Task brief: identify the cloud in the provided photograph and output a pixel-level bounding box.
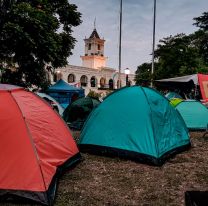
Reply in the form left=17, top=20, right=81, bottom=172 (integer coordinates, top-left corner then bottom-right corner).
left=69, top=0, right=207, bottom=73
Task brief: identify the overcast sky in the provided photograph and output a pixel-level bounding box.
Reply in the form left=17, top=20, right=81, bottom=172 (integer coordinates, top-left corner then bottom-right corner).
left=69, top=0, right=207, bottom=73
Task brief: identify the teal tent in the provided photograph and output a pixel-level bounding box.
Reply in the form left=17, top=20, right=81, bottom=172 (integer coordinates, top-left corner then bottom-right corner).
left=79, top=86, right=190, bottom=166
left=63, top=97, right=101, bottom=130
left=47, top=79, right=85, bottom=108
left=165, top=92, right=183, bottom=100
left=175, top=100, right=208, bottom=130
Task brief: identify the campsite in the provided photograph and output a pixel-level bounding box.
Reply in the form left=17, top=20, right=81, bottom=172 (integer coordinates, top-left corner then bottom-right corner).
left=1, top=1, right=208, bottom=205
left=3, top=131, right=208, bottom=206
left=1, top=84, right=208, bottom=206
left=51, top=132, right=208, bottom=206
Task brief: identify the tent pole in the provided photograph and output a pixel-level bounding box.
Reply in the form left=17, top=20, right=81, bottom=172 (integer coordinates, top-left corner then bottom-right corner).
left=151, top=0, right=156, bottom=88
left=118, top=0, right=122, bottom=89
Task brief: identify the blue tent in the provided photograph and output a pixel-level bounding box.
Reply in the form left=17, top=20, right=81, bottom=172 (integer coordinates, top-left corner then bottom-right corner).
left=47, top=79, right=85, bottom=108
left=165, top=92, right=183, bottom=100
left=175, top=100, right=208, bottom=130
left=79, top=86, right=190, bottom=166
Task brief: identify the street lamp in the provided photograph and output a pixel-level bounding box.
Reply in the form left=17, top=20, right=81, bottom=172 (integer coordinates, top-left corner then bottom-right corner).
left=124, top=68, right=130, bottom=86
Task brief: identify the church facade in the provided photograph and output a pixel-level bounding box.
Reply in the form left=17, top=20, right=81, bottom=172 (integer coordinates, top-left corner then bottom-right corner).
left=52, top=28, right=135, bottom=94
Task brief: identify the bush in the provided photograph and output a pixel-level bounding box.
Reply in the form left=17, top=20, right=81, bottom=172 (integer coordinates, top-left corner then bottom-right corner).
left=87, top=90, right=102, bottom=100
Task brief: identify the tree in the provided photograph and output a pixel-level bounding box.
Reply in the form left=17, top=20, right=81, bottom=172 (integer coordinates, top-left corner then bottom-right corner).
left=0, top=0, right=81, bottom=89
left=135, top=11, right=208, bottom=85
left=135, top=63, right=152, bottom=86
left=135, top=32, right=208, bottom=83
left=154, top=33, right=206, bottom=78
left=135, top=34, right=205, bottom=84
left=193, top=12, right=208, bottom=30
left=87, top=90, right=102, bottom=100
left=193, top=12, right=208, bottom=64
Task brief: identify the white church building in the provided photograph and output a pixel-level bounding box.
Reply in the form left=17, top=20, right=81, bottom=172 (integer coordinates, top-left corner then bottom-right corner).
left=52, top=28, right=135, bottom=94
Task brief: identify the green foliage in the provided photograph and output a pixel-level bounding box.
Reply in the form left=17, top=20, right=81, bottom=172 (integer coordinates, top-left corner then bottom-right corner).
left=87, top=90, right=102, bottom=100
left=193, top=12, right=208, bottom=65
left=193, top=12, right=208, bottom=30
left=135, top=11, right=208, bottom=84
left=155, top=33, right=205, bottom=76
left=0, top=0, right=82, bottom=88
left=135, top=63, right=152, bottom=86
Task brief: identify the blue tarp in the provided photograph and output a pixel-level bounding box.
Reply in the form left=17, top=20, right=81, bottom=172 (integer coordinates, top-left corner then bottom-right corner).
left=47, top=79, right=85, bottom=108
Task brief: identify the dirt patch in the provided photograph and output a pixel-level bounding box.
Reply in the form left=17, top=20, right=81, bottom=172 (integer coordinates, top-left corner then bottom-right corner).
left=3, top=131, right=208, bottom=206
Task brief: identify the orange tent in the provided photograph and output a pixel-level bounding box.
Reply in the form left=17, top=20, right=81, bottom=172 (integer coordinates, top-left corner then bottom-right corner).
left=0, top=84, right=81, bottom=205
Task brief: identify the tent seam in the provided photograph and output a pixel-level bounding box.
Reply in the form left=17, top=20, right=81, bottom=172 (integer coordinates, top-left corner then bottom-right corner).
left=140, top=87, right=160, bottom=158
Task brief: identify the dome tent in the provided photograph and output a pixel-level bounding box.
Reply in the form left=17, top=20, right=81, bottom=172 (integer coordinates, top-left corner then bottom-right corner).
left=169, top=98, right=183, bottom=107
left=0, top=84, right=81, bottom=205
left=47, top=79, right=85, bottom=108
left=36, top=92, right=64, bottom=116
left=175, top=100, right=208, bottom=130
left=165, top=92, right=183, bottom=100
left=79, top=86, right=190, bottom=166
left=63, top=96, right=101, bottom=130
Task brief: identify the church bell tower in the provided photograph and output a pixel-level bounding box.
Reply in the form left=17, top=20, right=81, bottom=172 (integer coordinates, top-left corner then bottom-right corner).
left=81, top=27, right=107, bottom=69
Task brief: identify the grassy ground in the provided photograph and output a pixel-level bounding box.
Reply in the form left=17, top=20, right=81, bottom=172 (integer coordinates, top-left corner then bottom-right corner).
left=3, top=131, right=208, bottom=206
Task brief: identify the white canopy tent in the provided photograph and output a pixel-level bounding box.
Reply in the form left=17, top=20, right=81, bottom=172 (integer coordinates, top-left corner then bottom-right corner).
left=156, top=74, right=199, bottom=85
left=156, top=74, right=208, bottom=103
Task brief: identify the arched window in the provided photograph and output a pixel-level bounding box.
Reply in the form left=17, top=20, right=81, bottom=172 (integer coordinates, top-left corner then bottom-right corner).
left=109, top=79, right=114, bottom=90
left=100, top=77, right=106, bottom=88
left=54, top=71, right=62, bottom=82
left=53, top=73, right=57, bottom=82
left=90, top=76, right=97, bottom=87
left=57, top=72, right=62, bottom=81
left=80, top=75, right=88, bottom=87
left=117, top=80, right=122, bottom=88
left=68, top=74, right=75, bottom=83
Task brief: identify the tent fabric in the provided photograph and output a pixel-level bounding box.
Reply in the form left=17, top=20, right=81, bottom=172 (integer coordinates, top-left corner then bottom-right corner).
left=0, top=84, right=81, bottom=205
left=79, top=86, right=190, bottom=166
left=47, top=79, right=85, bottom=108
left=36, top=92, right=64, bottom=116
left=63, top=97, right=100, bottom=130
left=165, top=92, right=183, bottom=100
left=156, top=74, right=198, bottom=84
left=175, top=100, right=208, bottom=130
left=198, top=74, right=208, bottom=102
left=169, top=98, right=183, bottom=107
left=47, top=79, right=82, bottom=92
left=156, top=74, right=208, bottom=103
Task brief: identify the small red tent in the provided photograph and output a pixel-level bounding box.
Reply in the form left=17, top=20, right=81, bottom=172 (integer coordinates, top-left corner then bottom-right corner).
left=0, top=84, right=81, bottom=205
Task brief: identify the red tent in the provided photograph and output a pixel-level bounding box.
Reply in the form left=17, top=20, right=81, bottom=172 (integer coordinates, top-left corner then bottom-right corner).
left=0, top=84, right=81, bottom=205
